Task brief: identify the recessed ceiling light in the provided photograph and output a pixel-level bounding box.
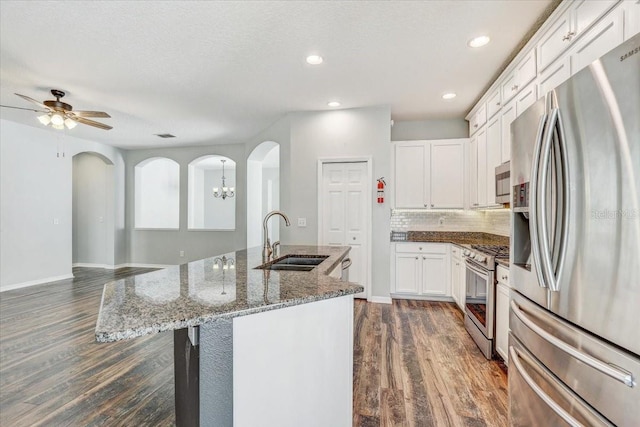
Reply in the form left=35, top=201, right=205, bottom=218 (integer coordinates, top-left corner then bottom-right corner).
left=327, top=101, right=341, bottom=107
left=468, top=35, right=490, bottom=48
left=442, top=93, right=457, bottom=100
left=306, top=55, right=323, bottom=65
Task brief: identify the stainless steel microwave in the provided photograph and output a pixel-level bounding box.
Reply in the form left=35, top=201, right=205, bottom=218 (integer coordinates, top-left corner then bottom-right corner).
left=495, top=161, right=510, bottom=204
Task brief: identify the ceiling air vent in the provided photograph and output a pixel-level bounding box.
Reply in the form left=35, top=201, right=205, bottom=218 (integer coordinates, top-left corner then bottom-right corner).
left=155, top=133, right=176, bottom=138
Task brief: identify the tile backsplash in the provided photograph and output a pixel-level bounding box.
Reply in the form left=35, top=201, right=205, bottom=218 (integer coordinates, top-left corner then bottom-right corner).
left=391, top=209, right=510, bottom=237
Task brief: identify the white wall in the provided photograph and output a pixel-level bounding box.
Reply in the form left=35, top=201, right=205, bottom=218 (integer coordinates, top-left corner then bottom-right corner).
left=72, top=152, right=115, bottom=266
left=134, top=158, right=180, bottom=229
left=0, top=120, right=125, bottom=290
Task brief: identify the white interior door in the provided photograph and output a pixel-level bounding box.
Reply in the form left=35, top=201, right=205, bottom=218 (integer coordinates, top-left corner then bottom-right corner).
left=320, top=161, right=369, bottom=299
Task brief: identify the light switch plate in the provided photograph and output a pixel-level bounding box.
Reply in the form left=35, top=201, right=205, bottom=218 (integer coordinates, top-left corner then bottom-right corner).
left=298, top=218, right=307, bottom=227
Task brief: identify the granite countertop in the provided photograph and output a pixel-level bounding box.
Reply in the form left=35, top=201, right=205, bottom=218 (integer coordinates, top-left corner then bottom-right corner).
left=95, top=245, right=362, bottom=343
left=496, top=258, right=510, bottom=268
left=405, top=231, right=510, bottom=246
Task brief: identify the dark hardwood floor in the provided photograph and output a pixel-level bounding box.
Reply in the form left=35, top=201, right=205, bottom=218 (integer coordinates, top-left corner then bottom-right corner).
left=1, top=269, right=507, bottom=426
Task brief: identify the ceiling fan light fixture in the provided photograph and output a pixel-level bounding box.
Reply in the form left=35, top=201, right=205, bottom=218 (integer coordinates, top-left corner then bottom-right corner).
left=64, top=118, right=78, bottom=129
left=37, top=114, right=51, bottom=125
left=50, top=113, right=65, bottom=126
left=51, top=123, right=65, bottom=130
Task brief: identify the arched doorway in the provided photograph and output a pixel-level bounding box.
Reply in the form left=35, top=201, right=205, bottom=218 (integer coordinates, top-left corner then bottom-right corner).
left=247, top=142, right=280, bottom=248
left=72, top=152, right=116, bottom=268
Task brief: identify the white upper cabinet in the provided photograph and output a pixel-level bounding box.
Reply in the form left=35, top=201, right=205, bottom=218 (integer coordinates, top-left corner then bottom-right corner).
left=538, top=0, right=619, bottom=72
left=486, top=88, right=502, bottom=120
left=502, top=50, right=537, bottom=103
left=486, top=116, right=502, bottom=207
left=538, top=12, right=574, bottom=72
left=515, top=81, right=538, bottom=116
left=393, top=139, right=465, bottom=209
left=500, top=99, right=516, bottom=164
left=469, top=103, right=487, bottom=136
left=538, top=56, right=571, bottom=98
left=394, top=142, right=427, bottom=208
left=476, top=129, right=488, bottom=208
left=469, top=136, right=479, bottom=208
left=431, top=141, right=465, bottom=209
left=570, top=5, right=624, bottom=74
left=573, top=0, right=620, bottom=36
left=624, top=0, right=640, bottom=39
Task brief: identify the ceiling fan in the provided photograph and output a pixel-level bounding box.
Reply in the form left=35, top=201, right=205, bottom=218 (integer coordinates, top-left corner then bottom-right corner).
left=1, top=89, right=112, bottom=130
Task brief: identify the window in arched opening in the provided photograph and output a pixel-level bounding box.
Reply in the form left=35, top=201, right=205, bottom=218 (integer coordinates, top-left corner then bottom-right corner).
left=188, top=155, right=236, bottom=230
left=134, top=157, right=180, bottom=229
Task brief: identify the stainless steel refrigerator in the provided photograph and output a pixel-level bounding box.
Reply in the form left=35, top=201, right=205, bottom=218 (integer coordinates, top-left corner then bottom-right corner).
left=509, top=33, right=640, bottom=426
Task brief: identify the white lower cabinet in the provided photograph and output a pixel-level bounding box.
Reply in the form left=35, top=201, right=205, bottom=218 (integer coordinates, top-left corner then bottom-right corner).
left=392, top=243, right=450, bottom=298
left=495, top=265, right=510, bottom=364
left=450, top=245, right=465, bottom=311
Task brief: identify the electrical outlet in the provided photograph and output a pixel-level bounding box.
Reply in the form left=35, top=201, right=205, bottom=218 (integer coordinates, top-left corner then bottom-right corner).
left=99, top=216, right=104, bottom=223
left=179, top=250, right=185, bottom=257
left=298, top=218, right=307, bottom=227
left=53, top=218, right=59, bottom=225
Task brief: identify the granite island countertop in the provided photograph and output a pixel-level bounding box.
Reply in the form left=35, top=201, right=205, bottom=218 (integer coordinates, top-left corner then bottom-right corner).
left=95, top=245, right=362, bottom=343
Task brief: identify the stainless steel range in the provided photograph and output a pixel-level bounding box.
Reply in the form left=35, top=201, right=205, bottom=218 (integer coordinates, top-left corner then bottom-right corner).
left=463, top=244, right=509, bottom=359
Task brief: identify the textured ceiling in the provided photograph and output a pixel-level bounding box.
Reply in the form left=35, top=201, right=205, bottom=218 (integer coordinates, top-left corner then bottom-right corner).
left=0, top=1, right=553, bottom=149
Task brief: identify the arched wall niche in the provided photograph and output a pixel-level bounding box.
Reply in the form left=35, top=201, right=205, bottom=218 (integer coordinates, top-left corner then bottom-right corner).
left=188, top=154, right=236, bottom=230
left=134, top=157, right=180, bottom=229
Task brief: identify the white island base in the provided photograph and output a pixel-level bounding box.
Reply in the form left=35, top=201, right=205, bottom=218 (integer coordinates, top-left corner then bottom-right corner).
left=175, top=295, right=355, bottom=427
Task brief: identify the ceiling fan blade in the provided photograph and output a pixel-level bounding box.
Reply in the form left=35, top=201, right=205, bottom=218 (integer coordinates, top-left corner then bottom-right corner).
left=73, top=116, right=113, bottom=130
left=15, top=93, right=50, bottom=110
left=0, top=104, right=47, bottom=113
left=70, top=110, right=111, bottom=118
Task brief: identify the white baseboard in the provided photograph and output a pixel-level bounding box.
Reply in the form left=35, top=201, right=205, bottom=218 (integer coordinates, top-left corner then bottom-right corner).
left=72, top=263, right=174, bottom=270
left=367, top=296, right=392, bottom=304
left=0, top=273, right=75, bottom=293
left=116, top=263, right=175, bottom=269
left=72, top=263, right=115, bottom=269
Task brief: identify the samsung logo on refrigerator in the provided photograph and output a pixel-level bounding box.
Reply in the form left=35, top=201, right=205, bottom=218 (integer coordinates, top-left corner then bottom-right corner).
left=620, top=46, right=639, bottom=62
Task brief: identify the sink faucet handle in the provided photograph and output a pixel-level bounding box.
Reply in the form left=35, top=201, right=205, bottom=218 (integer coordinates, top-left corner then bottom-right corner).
left=272, top=241, right=281, bottom=258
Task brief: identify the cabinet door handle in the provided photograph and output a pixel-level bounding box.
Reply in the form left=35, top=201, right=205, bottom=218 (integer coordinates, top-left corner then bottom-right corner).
left=496, top=102, right=501, bottom=106
left=431, top=204, right=434, bottom=207
left=415, top=256, right=419, bottom=260
left=474, top=124, right=478, bottom=128
left=511, top=84, right=519, bottom=92
left=419, top=247, right=423, bottom=250
left=424, top=203, right=427, bottom=207
left=423, top=257, right=426, bottom=260
left=562, top=31, right=575, bottom=41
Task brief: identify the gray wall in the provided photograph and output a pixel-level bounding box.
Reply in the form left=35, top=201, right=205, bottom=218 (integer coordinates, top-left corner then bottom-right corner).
left=391, top=118, right=468, bottom=141
left=72, top=152, right=115, bottom=266
left=124, top=144, right=246, bottom=265
left=248, top=106, right=392, bottom=299
left=0, top=119, right=126, bottom=290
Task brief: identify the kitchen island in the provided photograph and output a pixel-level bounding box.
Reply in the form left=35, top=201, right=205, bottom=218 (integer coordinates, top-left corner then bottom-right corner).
left=95, top=245, right=362, bottom=427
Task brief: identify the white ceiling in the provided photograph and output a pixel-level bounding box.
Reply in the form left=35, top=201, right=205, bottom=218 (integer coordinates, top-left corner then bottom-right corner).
left=0, top=0, right=553, bottom=149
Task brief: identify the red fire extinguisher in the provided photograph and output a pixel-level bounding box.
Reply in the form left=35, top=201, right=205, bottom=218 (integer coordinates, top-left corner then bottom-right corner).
left=377, top=177, right=386, bottom=204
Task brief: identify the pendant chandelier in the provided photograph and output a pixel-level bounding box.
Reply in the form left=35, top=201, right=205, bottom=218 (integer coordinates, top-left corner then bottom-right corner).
left=212, top=159, right=235, bottom=200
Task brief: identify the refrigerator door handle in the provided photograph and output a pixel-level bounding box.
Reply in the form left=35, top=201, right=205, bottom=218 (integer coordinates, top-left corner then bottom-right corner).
left=538, top=107, right=559, bottom=292
left=509, top=346, right=586, bottom=426
left=511, top=300, right=636, bottom=387
left=530, top=113, right=549, bottom=288
left=552, top=108, right=570, bottom=290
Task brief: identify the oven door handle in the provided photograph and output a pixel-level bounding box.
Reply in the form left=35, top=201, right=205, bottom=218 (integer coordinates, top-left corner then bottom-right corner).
left=465, top=259, right=490, bottom=279
left=511, top=301, right=636, bottom=387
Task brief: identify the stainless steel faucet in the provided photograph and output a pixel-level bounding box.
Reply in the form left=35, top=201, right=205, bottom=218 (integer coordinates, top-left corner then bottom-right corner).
left=262, top=210, right=290, bottom=262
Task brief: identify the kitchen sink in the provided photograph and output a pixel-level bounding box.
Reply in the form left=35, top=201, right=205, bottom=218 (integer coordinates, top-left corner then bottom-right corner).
left=273, top=256, right=328, bottom=266
left=256, top=254, right=329, bottom=271
left=266, top=264, right=315, bottom=272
